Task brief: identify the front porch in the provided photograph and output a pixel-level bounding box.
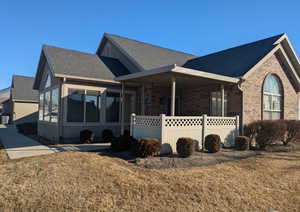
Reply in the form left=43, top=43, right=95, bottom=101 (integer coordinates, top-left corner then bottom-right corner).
left=117, top=65, right=243, bottom=153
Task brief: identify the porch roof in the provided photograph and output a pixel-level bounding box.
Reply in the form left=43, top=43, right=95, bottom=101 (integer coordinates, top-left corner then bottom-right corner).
left=115, top=64, right=240, bottom=85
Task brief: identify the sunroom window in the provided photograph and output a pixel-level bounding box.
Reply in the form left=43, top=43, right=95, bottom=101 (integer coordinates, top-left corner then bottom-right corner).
left=263, top=75, right=283, bottom=120
left=106, top=92, right=120, bottom=123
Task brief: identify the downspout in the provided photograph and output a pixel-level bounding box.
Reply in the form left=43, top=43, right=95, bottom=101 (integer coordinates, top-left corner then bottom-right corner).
left=237, top=77, right=246, bottom=135
left=59, top=77, right=66, bottom=143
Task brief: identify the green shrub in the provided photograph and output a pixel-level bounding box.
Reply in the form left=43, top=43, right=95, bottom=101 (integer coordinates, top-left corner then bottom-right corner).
left=102, top=129, right=114, bottom=142
left=80, top=130, right=95, bottom=144
left=16, top=122, right=37, bottom=135
left=176, top=137, right=195, bottom=157
left=235, top=136, right=250, bottom=151
left=111, top=135, right=135, bottom=152
left=131, top=138, right=161, bottom=157
left=205, top=134, right=221, bottom=153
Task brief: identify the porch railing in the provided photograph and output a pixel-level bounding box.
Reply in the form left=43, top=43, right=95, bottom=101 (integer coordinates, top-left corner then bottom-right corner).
left=130, top=114, right=239, bottom=154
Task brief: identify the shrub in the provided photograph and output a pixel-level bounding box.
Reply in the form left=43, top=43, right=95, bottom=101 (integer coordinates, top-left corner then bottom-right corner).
left=176, top=137, right=195, bottom=157
left=16, top=122, right=37, bottom=135
left=111, top=134, right=135, bottom=152
left=102, top=129, right=114, bottom=142
left=80, top=130, right=95, bottom=144
left=205, top=134, right=221, bottom=153
left=255, top=120, right=286, bottom=149
left=235, top=136, right=250, bottom=151
left=131, top=138, right=161, bottom=157
left=284, top=120, right=300, bottom=145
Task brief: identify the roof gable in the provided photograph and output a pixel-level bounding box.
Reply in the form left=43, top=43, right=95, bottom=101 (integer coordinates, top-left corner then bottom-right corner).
left=101, top=33, right=197, bottom=71
left=11, top=75, right=39, bottom=102
left=33, top=45, right=130, bottom=89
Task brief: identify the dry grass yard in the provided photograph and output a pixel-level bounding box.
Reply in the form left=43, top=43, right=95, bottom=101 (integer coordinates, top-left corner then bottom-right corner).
left=0, top=149, right=299, bottom=211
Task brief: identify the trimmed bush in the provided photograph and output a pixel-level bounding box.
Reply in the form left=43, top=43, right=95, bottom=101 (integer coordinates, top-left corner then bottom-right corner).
left=80, top=130, right=95, bottom=144
left=176, top=137, right=194, bottom=157
left=235, top=136, right=250, bottom=151
left=284, top=120, right=300, bottom=145
left=16, top=122, right=37, bottom=135
left=102, top=129, right=114, bottom=142
left=244, top=120, right=300, bottom=150
left=111, top=134, right=135, bottom=152
left=257, top=120, right=286, bottom=149
left=131, top=138, right=161, bottom=157
left=205, top=134, right=221, bottom=153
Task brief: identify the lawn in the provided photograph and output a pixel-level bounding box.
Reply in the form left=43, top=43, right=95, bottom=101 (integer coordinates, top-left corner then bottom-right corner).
left=0, top=150, right=299, bottom=211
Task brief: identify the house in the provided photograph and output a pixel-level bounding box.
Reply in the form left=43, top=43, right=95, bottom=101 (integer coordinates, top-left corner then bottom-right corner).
left=33, top=33, right=300, bottom=148
left=10, top=75, right=39, bottom=124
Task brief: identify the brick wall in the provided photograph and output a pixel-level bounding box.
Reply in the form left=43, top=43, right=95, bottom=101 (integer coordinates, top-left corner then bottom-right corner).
left=241, top=53, right=298, bottom=124
left=143, top=83, right=242, bottom=117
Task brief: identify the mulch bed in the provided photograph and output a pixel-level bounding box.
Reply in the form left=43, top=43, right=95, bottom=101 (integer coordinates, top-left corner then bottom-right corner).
left=136, top=149, right=263, bottom=169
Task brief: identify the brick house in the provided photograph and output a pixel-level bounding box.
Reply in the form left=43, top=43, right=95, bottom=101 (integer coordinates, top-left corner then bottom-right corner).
left=33, top=33, right=300, bottom=148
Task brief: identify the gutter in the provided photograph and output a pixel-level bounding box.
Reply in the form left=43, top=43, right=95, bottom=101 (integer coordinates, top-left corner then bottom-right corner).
left=237, top=77, right=246, bottom=135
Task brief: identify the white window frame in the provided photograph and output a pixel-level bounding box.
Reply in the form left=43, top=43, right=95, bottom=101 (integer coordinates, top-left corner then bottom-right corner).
left=210, top=91, right=228, bottom=116
left=263, top=75, right=283, bottom=120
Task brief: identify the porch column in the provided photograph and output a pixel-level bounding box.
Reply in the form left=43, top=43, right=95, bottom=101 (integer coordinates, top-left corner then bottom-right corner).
left=221, top=84, right=225, bottom=117
left=171, top=76, right=176, bottom=116
left=141, top=84, right=145, bottom=115
left=121, top=81, right=125, bottom=135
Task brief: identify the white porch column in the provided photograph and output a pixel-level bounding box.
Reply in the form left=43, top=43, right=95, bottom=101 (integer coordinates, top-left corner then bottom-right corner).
left=221, top=84, right=225, bottom=117
left=121, top=82, right=125, bottom=135
left=141, top=84, right=145, bottom=115
left=171, top=76, right=176, bottom=116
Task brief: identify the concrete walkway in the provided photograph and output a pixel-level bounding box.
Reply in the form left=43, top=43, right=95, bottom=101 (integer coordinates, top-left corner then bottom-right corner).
left=0, top=125, right=55, bottom=159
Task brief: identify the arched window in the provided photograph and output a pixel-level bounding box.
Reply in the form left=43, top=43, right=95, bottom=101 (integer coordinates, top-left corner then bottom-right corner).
left=263, top=74, right=283, bottom=120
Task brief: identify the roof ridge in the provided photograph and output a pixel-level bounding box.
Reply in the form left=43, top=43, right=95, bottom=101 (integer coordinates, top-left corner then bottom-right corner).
left=104, top=33, right=197, bottom=57
left=198, top=33, right=284, bottom=58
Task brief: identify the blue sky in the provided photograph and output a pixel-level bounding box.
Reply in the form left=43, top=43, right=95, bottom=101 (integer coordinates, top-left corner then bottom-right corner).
left=0, top=0, right=299, bottom=89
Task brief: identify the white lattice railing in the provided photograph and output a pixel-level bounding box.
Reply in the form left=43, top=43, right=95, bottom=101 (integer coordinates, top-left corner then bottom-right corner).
left=131, top=114, right=240, bottom=154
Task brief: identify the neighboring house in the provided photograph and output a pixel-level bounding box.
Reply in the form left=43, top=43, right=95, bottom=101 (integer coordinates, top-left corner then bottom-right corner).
left=33, top=33, right=300, bottom=145
left=10, top=75, right=39, bottom=124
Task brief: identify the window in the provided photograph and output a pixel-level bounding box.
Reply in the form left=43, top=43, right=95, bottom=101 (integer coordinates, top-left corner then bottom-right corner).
left=263, top=75, right=282, bottom=120
left=67, top=89, right=85, bottom=122
left=86, top=91, right=101, bottom=122
left=51, top=88, right=59, bottom=123
left=39, top=93, right=44, bottom=121
left=45, top=74, right=51, bottom=88
left=106, top=92, right=120, bottom=122
left=44, top=91, right=51, bottom=121
left=210, top=91, right=227, bottom=116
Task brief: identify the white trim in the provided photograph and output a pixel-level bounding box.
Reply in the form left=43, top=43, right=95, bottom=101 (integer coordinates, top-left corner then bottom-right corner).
left=243, top=45, right=281, bottom=78
left=115, top=64, right=176, bottom=81
left=55, top=74, right=121, bottom=84
left=172, top=66, right=240, bottom=83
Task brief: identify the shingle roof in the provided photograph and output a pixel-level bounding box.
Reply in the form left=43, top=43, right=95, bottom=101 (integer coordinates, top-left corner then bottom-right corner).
left=11, top=75, right=39, bottom=102
left=105, top=33, right=197, bottom=71
left=182, top=34, right=284, bottom=77
left=43, top=45, right=130, bottom=80
left=105, top=33, right=284, bottom=77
